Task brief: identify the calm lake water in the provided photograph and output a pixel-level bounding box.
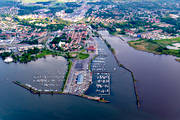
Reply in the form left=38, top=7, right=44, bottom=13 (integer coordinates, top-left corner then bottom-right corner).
left=0, top=39, right=154, bottom=120
left=98, top=30, right=180, bottom=120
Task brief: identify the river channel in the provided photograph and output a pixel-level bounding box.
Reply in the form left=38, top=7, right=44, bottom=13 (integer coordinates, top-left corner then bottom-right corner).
left=98, top=30, right=180, bottom=120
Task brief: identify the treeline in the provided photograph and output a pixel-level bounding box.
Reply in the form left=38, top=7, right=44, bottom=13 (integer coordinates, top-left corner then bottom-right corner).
left=114, top=20, right=152, bottom=29
left=46, top=24, right=65, bottom=32
left=0, top=47, right=40, bottom=63
left=18, top=6, right=44, bottom=15
left=65, top=9, right=74, bottom=13
left=87, top=1, right=113, bottom=5
left=91, top=23, right=116, bottom=34
left=160, top=17, right=180, bottom=34
left=50, top=33, right=68, bottom=44
left=14, top=17, right=42, bottom=29
left=0, top=48, right=62, bottom=63
left=15, top=48, right=40, bottom=63
left=145, top=39, right=180, bottom=57
left=20, top=40, right=38, bottom=45
left=14, top=17, right=67, bottom=32
left=0, top=52, right=11, bottom=60
left=65, top=2, right=81, bottom=8
left=36, top=1, right=52, bottom=5
left=49, top=7, right=65, bottom=14
left=156, top=47, right=180, bottom=57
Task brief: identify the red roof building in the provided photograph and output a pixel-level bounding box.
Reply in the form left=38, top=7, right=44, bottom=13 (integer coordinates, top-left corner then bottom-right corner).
left=87, top=46, right=96, bottom=51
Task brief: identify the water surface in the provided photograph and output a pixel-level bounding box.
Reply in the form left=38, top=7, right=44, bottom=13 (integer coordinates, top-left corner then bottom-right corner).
left=0, top=41, right=153, bottom=120
left=98, top=30, right=180, bottom=120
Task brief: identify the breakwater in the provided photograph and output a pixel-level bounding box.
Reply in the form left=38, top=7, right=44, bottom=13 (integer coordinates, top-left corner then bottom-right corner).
left=98, top=33, right=141, bottom=109
left=13, top=81, right=109, bottom=103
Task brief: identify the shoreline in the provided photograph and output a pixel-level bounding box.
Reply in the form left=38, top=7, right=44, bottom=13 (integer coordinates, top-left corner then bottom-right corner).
left=62, top=59, right=72, bottom=91
left=128, top=41, right=162, bottom=55
left=98, top=32, right=141, bottom=109
left=0, top=49, right=64, bottom=64
left=128, top=39, right=180, bottom=62
left=175, top=59, right=180, bottom=62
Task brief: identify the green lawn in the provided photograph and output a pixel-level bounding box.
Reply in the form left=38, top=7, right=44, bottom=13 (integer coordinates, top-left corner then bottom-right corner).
left=78, top=53, right=89, bottom=60
left=36, top=50, right=53, bottom=58
left=128, top=37, right=180, bottom=57
left=36, top=49, right=62, bottom=58
left=154, top=37, right=180, bottom=47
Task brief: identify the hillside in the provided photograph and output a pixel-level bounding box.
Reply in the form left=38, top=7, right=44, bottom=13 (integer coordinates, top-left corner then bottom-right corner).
left=13, top=0, right=159, bottom=4
left=15, top=0, right=86, bottom=3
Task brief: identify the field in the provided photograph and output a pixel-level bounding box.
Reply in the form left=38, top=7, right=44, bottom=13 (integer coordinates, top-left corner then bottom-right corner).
left=154, top=37, right=180, bottom=46
left=36, top=50, right=55, bottom=58
left=128, top=37, right=180, bottom=57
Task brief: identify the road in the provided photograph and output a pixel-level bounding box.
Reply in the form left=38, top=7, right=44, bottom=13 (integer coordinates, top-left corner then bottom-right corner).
left=63, top=41, right=98, bottom=95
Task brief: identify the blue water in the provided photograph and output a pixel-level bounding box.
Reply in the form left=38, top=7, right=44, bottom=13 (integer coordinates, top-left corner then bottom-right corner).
left=0, top=38, right=154, bottom=120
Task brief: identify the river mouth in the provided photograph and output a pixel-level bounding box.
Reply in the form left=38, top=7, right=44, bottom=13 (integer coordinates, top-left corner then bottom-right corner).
left=98, top=30, right=180, bottom=119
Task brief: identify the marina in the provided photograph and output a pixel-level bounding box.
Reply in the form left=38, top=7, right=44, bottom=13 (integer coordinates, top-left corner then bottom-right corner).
left=95, top=72, right=111, bottom=95
left=0, top=36, right=150, bottom=120
left=13, top=56, right=68, bottom=92
left=91, top=48, right=107, bottom=72
left=0, top=0, right=179, bottom=119
left=0, top=35, right=151, bottom=120
left=31, top=72, right=65, bottom=91
left=88, top=43, right=112, bottom=97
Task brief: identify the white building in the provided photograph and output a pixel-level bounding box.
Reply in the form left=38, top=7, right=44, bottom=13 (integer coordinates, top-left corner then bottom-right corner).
left=59, top=41, right=66, bottom=47
left=4, top=57, right=13, bottom=63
